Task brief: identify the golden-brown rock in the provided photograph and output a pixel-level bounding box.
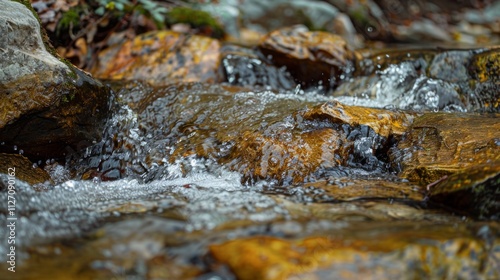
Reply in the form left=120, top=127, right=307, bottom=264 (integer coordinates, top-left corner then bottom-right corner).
left=210, top=223, right=500, bottom=280
left=91, top=30, right=221, bottom=86
left=0, top=153, right=51, bottom=185
left=391, top=113, right=500, bottom=185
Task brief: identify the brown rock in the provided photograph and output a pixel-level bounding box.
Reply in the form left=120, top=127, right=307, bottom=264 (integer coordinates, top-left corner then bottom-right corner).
left=210, top=223, right=500, bottom=279
left=82, top=83, right=414, bottom=184
left=391, top=113, right=500, bottom=185
left=258, top=26, right=354, bottom=90
left=428, top=162, right=500, bottom=219
left=0, top=153, right=51, bottom=185
left=301, top=101, right=414, bottom=137
left=91, top=30, right=221, bottom=86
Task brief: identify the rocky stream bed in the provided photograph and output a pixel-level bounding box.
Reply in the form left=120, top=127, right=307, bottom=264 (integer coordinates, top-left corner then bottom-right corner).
left=0, top=0, right=499, bottom=279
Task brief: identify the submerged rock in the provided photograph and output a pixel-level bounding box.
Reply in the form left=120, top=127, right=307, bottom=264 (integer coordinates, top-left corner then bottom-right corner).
left=390, top=113, right=500, bottom=185
left=258, top=26, right=355, bottom=91
left=91, top=30, right=221, bottom=86
left=0, top=0, right=113, bottom=160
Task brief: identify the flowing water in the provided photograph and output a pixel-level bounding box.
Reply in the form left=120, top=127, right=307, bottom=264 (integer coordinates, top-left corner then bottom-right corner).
left=0, top=61, right=499, bottom=279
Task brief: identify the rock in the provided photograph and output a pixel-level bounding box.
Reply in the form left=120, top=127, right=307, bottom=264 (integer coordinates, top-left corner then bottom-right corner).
left=258, top=26, right=355, bottom=91
left=0, top=153, right=51, bottom=185
left=165, top=7, right=225, bottom=39
left=91, top=30, right=221, bottom=86
left=220, top=45, right=296, bottom=91
left=72, top=82, right=414, bottom=184
left=390, top=113, right=500, bottom=185
left=198, top=0, right=342, bottom=41
left=209, top=223, right=500, bottom=279
left=470, top=50, right=500, bottom=84
left=332, top=48, right=500, bottom=112
left=225, top=101, right=414, bottom=184
left=0, top=0, right=114, bottom=160
left=428, top=163, right=500, bottom=220
left=12, top=217, right=202, bottom=279
left=327, top=0, right=392, bottom=41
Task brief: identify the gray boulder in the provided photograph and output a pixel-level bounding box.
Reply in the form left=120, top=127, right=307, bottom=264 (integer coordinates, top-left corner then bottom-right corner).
left=0, top=0, right=114, bottom=160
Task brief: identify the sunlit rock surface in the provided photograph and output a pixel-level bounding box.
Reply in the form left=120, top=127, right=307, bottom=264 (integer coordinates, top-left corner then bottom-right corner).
left=91, top=30, right=221, bottom=86
left=0, top=0, right=113, bottom=160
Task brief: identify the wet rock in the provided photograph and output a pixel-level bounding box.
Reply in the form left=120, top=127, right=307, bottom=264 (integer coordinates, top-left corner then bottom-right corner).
left=333, top=48, right=500, bottom=112
left=258, top=26, right=355, bottom=91
left=220, top=45, right=296, bottom=91
left=302, top=178, right=424, bottom=202
left=429, top=163, right=500, bottom=220
left=0, top=0, right=114, bottom=160
left=73, top=82, right=414, bottom=184
left=470, top=50, right=500, bottom=84
left=199, top=0, right=343, bottom=40
left=210, top=222, right=500, bottom=280
left=91, top=30, right=221, bottom=86
left=225, top=101, right=414, bottom=184
left=327, top=0, right=392, bottom=41
left=12, top=217, right=202, bottom=279
left=166, top=7, right=225, bottom=39
left=0, top=153, right=51, bottom=186
left=390, top=113, right=500, bottom=185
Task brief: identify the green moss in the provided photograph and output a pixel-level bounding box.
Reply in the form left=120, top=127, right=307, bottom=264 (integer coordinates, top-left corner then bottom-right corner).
left=166, top=7, right=225, bottom=38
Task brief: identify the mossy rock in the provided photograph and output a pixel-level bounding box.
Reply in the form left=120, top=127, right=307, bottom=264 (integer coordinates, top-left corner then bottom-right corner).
left=0, top=0, right=115, bottom=160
